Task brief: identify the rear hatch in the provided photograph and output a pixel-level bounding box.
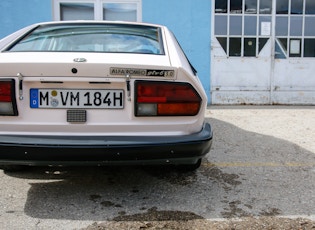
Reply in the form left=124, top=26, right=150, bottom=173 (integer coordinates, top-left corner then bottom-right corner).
left=0, top=52, right=203, bottom=136
left=0, top=52, right=173, bottom=78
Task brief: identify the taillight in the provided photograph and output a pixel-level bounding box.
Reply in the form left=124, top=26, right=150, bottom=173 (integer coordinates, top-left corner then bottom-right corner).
left=135, top=81, right=202, bottom=116
left=0, top=79, right=18, bottom=116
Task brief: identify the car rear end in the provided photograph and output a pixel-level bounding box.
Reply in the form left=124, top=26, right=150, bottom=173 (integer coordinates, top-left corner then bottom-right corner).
left=0, top=21, right=212, bottom=170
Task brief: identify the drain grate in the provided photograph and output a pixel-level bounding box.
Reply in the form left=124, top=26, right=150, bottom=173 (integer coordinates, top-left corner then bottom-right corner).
left=67, top=110, right=87, bottom=123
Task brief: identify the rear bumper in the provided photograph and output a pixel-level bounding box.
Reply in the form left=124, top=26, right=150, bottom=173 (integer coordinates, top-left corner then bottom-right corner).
left=0, top=123, right=212, bottom=166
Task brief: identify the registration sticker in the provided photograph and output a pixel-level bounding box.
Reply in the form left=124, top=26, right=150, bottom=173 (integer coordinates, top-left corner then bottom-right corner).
left=30, top=89, right=124, bottom=109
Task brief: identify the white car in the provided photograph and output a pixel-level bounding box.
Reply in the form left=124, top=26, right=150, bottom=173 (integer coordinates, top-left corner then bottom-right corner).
left=0, top=21, right=212, bottom=171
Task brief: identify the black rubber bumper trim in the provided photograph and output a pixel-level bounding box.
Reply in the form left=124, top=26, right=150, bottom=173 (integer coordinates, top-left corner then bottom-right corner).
left=0, top=123, right=212, bottom=166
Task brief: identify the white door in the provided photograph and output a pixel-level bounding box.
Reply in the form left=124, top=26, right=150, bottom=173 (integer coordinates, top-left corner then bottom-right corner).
left=211, top=0, right=315, bottom=105
left=272, top=0, right=315, bottom=104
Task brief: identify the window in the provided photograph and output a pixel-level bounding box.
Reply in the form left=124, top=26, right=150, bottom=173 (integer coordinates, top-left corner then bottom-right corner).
left=304, top=39, right=315, bottom=57
left=229, top=38, right=241, bottom=56
left=305, top=0, right=315, bottom=14
left=53, top=0, right=142, bottom=22
left=214, top=0, right=271, bottom=57
left=215, top=0, right=315, bottom=58
left=217, top=37, right=227, bottom=53
left=215, top=0, right=227, bottom=13
left=275, top=38, right=287, bottom=59
left=277, top=0, right=288, bottom=14
left=60, top=3, right=94, bottom=20
left=245, top=0, right=257, bottom=14
left=291, top=0, right=303, bottom=14
left=259, top=0, right=272, bottom=14
left=275, top=0, right=315, bottom=58
left=7, top=23, right=163, bottom=54
left=103, top=3, right=137, bottom=21
left=244, top=38, right=256, bottom=56
left=230, top=0, right=242, bottom=14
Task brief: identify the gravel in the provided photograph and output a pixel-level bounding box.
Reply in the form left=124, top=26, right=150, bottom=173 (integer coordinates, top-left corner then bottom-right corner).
left=85, top=217, right=315, bottom=230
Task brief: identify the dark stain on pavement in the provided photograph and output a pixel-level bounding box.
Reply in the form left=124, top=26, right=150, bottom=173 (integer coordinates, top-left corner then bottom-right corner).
left=112, top=207, right=204, bottom=221
left=200, top=162, right=242, bottom=190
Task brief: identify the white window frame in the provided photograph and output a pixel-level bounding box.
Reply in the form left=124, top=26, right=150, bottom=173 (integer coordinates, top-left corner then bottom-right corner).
left=53, top=0, right=142, bottom=22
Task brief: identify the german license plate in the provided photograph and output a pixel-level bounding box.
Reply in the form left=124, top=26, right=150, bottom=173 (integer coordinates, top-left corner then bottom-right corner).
left=30, top=89, right=124, bottom=109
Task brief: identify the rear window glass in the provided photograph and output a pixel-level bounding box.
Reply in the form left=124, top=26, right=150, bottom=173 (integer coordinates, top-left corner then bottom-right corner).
left=7, top=23, right=164, bottom=55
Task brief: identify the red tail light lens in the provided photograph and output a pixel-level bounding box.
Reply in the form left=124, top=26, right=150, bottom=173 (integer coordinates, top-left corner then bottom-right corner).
left=135, top=81, right=202, bottom=116
left=0, top=79, right=18, bottom=116
left=0, top=81, right=13, bottom=102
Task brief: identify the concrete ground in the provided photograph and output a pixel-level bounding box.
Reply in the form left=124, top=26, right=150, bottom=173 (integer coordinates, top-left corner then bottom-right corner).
left=0, top=106, right=314, bottom=229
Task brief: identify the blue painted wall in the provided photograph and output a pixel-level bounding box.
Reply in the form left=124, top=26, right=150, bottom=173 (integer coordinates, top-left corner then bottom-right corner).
left=143, top=0, right=211, bottom=102
left=0, top=0, right=52, bottom=38
left=0, top=0, right=211, bottom=102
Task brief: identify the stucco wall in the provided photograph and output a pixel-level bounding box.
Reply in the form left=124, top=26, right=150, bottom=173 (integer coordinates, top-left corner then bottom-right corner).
left=0, top=0, right=212, bottom=102
left=143, top=0, right=212, bottom=102
left=0, top=0, right=52, bottom=38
